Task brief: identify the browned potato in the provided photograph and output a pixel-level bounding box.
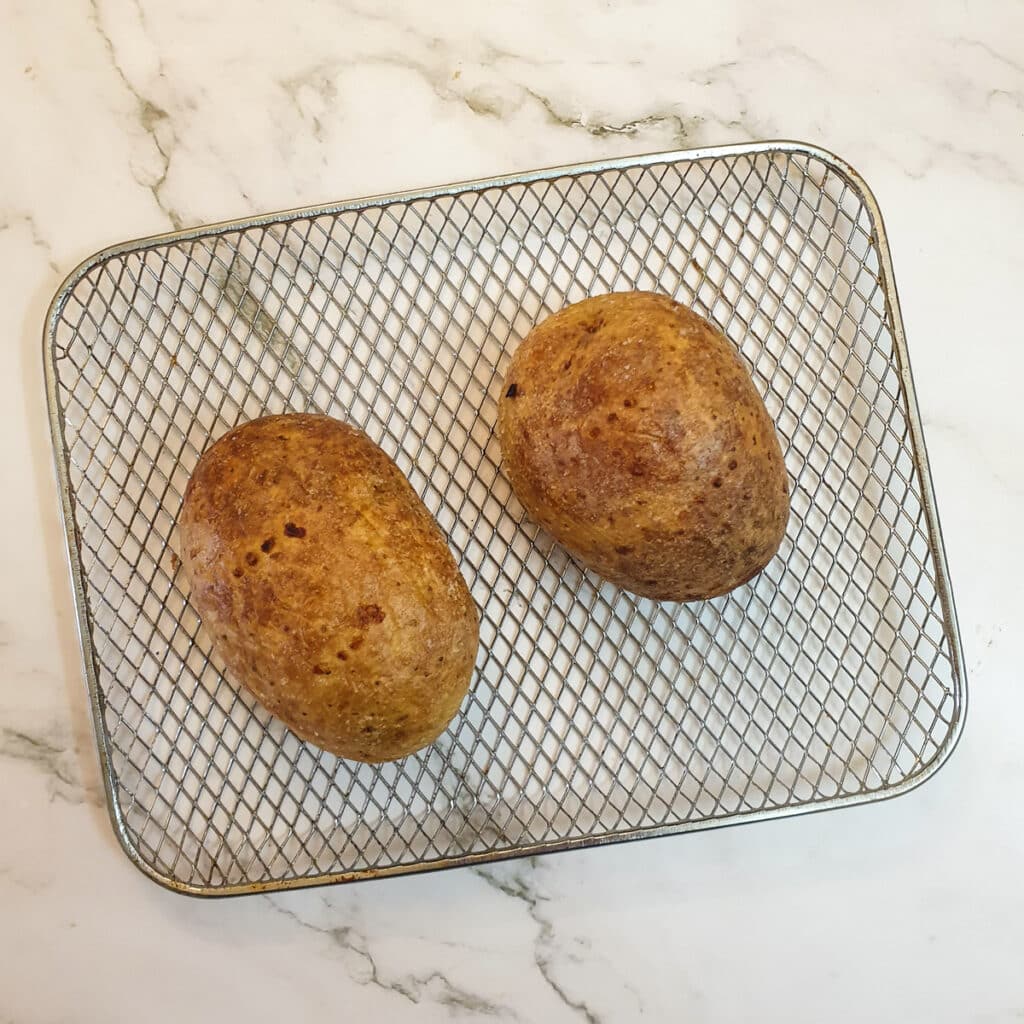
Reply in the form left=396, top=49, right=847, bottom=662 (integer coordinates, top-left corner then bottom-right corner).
left=497, top=292, right=789, bottom=601
left=179, top=413, right=478, bottom=763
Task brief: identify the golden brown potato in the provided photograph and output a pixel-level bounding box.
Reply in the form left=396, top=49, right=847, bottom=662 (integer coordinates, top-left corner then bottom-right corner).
left=179, top=413, right=478, bottom=763
left=497, top=292, right=789, bottom=601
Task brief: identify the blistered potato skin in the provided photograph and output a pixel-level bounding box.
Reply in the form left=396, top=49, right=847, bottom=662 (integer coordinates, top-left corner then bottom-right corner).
left=497, top=292, right=789, bottom=601
left=179, top=414, right=479, bottom=762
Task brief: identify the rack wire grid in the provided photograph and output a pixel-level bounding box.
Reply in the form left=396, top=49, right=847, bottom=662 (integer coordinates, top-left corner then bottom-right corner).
left=45, top=141, right=966, bottom=895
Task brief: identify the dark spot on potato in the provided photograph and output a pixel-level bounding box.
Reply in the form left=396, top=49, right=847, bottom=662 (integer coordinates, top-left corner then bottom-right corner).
left=712, top=477, right=723, bottom=488
left=336, top=651, right=348, bottom=660
left=245, top=552, right=258, bottom=566
left=282, top=624, right=290, bottom=633
left=232, top=568, right=244, bottom=578
left=189, top=547, right=199, bottom=559
left=645, top=579, right=659, bottom=586
left=563, top=359, right=572, bottom=370
left=615, top=545, right=634, bottom=555
left=355, top=603, right=385, bottom=626
left=362, top=725, right=374, bottom=734
left=284, top=522, right=306, bottom=537
left=629, top=461, right=645, bottom=477
left=588, top=426, right=601, bottom=438
left=260, top=537, right=275, bottom=553
left=349, top=636, right=364, bottom=651
left=312, top=664, right=331, bottom=676
left=607, top=412, right=618, bottom=423
left=728, top=459, right=738, bottom=470
left=277, top=434, right=287, bottom=441
left=374, top=679, right=381, bottom=686
left=505, top=383, right=520, bottom=398
left=623, top=398, right=635, bottom=408
left=582, top=317, right=605, bottom=334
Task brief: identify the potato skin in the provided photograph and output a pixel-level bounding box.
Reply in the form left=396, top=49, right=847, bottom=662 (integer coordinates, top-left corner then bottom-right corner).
left=178, top=414, right=478, bottom=763
left=497, top=292, right=789, bottom=601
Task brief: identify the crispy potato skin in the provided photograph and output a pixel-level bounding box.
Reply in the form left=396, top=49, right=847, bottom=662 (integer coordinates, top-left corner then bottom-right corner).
left=497, top=292, right=789, bottom=601
left=179, top=414, right=479, bottom=762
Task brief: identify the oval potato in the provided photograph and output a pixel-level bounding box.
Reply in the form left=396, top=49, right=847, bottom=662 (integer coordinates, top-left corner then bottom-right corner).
left=179, top=413, right=479, bottom=762
left=497, top=292, right=789, bottom=601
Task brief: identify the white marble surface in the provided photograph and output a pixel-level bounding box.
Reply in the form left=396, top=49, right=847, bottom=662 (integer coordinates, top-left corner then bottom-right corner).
left=2, top=0, right=1023, bottom=1020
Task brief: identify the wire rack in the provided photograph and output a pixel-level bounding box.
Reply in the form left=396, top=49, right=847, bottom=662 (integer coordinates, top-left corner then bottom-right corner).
left=44, top=142, right=966, bottom=895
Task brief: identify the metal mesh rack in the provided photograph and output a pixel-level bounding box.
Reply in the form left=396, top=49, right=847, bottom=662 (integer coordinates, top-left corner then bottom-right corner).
left=44, top=142, right=966, bottom=895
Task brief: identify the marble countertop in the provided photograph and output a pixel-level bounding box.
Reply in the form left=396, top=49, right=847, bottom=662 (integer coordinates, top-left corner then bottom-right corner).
left=2, top=1, right=1022, bottom=1020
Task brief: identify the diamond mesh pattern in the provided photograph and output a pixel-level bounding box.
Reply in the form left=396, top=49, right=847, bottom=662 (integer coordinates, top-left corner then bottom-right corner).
left=46, top=145, right=964, bottom=893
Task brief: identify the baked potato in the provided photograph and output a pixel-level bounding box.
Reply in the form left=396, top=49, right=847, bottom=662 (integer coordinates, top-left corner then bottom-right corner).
left=497, top=291, right=789, bottom=601
left=179, top=413, right=479, bottom=762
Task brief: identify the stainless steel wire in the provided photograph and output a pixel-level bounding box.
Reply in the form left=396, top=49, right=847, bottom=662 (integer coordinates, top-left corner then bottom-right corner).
left=44, top=141, right=966, bottom=895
